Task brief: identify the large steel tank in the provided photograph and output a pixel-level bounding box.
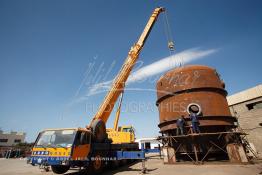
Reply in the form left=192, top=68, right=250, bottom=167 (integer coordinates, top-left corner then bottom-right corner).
left=156, top=65, right=237, bottom=134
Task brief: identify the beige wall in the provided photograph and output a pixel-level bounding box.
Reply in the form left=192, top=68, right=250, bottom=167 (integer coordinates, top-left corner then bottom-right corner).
left=228, top=97, right=262, bottom=154
left=0, top=131, right=26, bottom=147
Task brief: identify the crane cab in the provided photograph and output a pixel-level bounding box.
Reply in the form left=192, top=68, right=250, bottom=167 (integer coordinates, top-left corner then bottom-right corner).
left=107, top=125, right=135, bottom=144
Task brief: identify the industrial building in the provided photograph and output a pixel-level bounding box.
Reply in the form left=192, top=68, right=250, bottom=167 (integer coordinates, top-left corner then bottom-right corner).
left=0, top=130, right=26, bottom=158
left=227, top=84, right=262, bottom=156
left=135, top=137, right=162, bottom=150
left=0, top=130, right=26, bottom=147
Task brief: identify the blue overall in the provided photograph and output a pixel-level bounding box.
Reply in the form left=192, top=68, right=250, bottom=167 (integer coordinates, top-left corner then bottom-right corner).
left=190, top=113, right=200, bottom=133
left=176, top=118, right=185, bottom=135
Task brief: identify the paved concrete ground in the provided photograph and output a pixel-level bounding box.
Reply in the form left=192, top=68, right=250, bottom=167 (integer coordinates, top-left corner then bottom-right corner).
left=0, top=157, right=262, bottom=175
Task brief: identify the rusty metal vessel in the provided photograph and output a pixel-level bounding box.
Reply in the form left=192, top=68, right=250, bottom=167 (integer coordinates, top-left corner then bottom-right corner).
left=156, top=65, right=237, bottom=134
left=156, top=65, right=248, bottom=164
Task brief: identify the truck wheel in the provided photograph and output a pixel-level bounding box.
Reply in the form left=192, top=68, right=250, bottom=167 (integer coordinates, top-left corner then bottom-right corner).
left=89, top=154, right=104, bottom=174
left=51, top=165, right=70, bottom=174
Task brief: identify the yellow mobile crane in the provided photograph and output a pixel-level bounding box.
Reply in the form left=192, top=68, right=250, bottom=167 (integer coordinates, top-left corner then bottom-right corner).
left=29, top=7, right=165, bottom=174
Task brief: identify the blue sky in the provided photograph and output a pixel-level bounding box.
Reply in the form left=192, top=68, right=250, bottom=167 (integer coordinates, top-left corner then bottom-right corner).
left=0, top=0, right=262, bottom=142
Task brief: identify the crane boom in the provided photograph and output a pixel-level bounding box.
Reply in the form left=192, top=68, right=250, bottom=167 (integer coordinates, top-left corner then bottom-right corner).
left=89, top=7, right=165, bottom=127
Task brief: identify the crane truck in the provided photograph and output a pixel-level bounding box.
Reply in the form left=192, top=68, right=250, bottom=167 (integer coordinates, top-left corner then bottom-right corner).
left=29, top=7, right=165, bottom=174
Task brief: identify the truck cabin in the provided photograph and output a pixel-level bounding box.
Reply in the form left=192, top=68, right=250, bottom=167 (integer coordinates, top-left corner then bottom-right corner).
left=32, top=128, right=91, bottom=156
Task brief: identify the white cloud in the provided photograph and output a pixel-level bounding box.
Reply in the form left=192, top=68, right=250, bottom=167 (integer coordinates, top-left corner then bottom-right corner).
left=85, top=47, right=217, bottom=96
left=127, top=47, right=217, bottom=83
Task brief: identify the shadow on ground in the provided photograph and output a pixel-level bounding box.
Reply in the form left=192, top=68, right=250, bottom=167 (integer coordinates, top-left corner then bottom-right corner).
left=65, top=160, right=158, bottom=175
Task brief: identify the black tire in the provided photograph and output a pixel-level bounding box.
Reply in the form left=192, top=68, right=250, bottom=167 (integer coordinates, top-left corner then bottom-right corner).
left=88, top=154, right=104, bottom=174
left=51, top=165, right=70, bottom=174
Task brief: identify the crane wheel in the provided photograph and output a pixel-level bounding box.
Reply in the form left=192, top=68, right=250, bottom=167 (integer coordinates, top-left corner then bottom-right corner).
left=91, top=119, right=107, bottom=142
left=51, top=165, right=70, bottom=174
left=88, top=153, right=104, bottom=174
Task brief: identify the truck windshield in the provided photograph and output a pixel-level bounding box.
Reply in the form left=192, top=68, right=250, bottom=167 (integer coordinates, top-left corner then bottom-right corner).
left=36, top=130, right=76, bottom=148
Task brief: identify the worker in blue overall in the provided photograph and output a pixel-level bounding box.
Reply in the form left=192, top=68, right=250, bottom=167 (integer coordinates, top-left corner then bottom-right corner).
left=189, top=112, right=200, bottom=133
left=176, top=115, right=186, bottom=135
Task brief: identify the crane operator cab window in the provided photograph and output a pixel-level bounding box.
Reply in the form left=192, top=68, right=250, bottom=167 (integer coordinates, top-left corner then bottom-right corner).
left=122, top=127, right=134, bottom=133
left=74, top=131, right=91, bottom=146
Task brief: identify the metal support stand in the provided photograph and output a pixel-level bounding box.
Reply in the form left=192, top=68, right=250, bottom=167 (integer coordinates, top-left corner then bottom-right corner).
left=141, top=159, right=147, bottom=174
left=193, top=144, right=199, bottom=164
left=158, top=131, right=247, bottom=164
left=141, top=143, right=147, bottom=174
